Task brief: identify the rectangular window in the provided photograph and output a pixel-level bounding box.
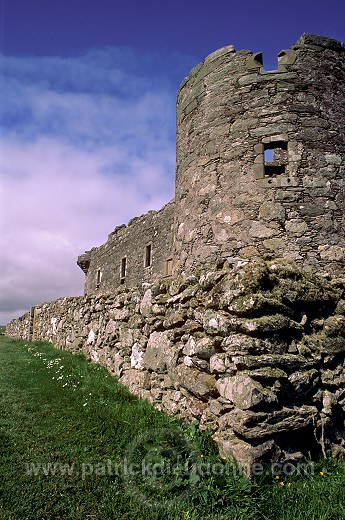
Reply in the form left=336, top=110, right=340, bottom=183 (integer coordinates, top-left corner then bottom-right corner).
left=120, top=257, right=126, bottom=284
left=264, top=141, right=288, bottom=177
left=166, top=258, right=173, bottom=276
left=145, top=244, right=152, bottom=268
left=96, top=269, right=101, bottom=289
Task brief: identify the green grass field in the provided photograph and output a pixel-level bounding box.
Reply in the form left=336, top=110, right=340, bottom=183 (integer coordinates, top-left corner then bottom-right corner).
left=0, top=336, right=344, bottom=519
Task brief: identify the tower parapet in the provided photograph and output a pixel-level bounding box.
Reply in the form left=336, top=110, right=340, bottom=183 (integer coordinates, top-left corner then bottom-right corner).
left=174, top=33, right=345, bottom=274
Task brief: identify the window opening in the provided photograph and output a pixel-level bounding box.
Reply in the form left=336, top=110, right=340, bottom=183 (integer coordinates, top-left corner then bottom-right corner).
left=96, top=269, right=101, bottom=289
left=120, top=257, right=126, bottom=284
left=145, top=244, right=152, bottom=268
left=166, top=258, right=173, bottom=276
left=264, top=148, right=274, bottom=162
left=262, top=54, right=279, bottom=71
left=264, top=141, right=287, bottom=177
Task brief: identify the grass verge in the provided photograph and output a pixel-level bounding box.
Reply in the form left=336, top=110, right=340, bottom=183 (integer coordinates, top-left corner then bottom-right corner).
left=0, top=336, right=344, bottom=519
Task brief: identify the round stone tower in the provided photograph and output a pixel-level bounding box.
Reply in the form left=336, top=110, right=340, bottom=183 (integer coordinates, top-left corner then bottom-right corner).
left=173, top=34, right=345, bottom=275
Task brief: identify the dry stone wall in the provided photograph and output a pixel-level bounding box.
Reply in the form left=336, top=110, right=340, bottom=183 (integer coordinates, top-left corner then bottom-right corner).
left=7, top=258, right=345, bottom=473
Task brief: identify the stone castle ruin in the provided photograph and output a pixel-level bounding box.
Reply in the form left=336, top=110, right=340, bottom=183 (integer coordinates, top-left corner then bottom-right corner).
left=78, top=33, right=344, bottom=294
left=7, top=34, right=345, bottom=473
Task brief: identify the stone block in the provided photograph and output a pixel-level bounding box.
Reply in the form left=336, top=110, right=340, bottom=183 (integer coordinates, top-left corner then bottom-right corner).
left=144, top=331, right=178, bottom=373
left=259, top=202, right=286, bottom=222
left=171, top=364, right=217, bottom=398
left=120, top=369, right=151, bottom=392
left=220, top=405, right=318, bottom=439
left=249, top=222, right=280, bottom=239
left=318, top=245, right=344, bottom=262
left=139, top=289, right=152, bottom=316
left=183, top=335, right=216, bottom=359
left=288, top=370, right=319, bottom=394
left=213, top=431, right=277, bottom=476
left=203, top=310, right=231, bottom=335
left=216, top=375, right=277, bottom=409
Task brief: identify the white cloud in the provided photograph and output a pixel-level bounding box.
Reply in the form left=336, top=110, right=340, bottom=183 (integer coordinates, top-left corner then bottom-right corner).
left=0, top=47, right=193, bottom=324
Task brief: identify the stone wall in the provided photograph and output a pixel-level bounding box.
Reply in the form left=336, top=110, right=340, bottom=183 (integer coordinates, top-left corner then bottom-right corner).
left=174, top=33, right=345, bottom=275
left=7, top=259, right=345, bottom=473
left=77, top=34, right=344, bottom=296
left=78, top=201, right=174, bottom=295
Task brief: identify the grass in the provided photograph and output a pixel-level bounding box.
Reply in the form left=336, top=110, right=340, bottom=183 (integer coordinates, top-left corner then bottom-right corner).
left=0, top=336, right=344, bottom=519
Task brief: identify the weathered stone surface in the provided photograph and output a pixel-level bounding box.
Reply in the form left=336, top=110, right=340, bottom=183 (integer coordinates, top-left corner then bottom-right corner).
left=208, top=399, right=225, bottom=416
left=321, top=368, right=345, bottom=388
left=171, top=364, right=217, bottom=398
left=335, top=300, right=345, bottom=315
left=249, top=221, right=280, bottom=239
left=231, top=354, right=315, bottom=371
left=213, top=431, right=277, bottom=475
left=163, top=308, right=187, bottom=328
left=139, top=289, right=152, bottom=316
left=259, top=202, right=285, bottom=222
left=268, top=264, right=340, bottom=306
left=168, top=275, right=198, bottom=296
left=210, top=353, right=228, bottom=373
left=232, top=315, right=302, bottom=334
left=144, top=331, right=177, bottom=372
left=130, top=343, right=144, bottom=369
left=216, top=375, right=277, bottom=409
left=109, top=308, right=130, bottom=321
left=167, top=284, right=199, bottom=303
left=288, top=370, right=319, bottom=394
left=219, top=406, right=318, bottom=439
left=105, top=319, right=119, bottom=335
left=183, top=335, right=216, bottom=359
left=241, top=367, right=288, bottom=380
left=300, top=335, right=345, bottom=354
left=118, top=327, right=140, bottom=354
left=120, top=369, right=151, bottom=394
left=323, top=315, right=345, bottom=336
left=228, top=294, right=293, bottom=317
left=262, top=238, right=287, bottom=251
left=318, top=245, right=344, bottom=262
left=221, top=334, right=287, bottom=354
left=199, top=269, right=227, bottom=290
left=181, top=395, right=208, bottom=419
left=111, top=352, right=123, bottom=377
left=203, top=310, right=231, bottom=335
left=161, top=392, right=182, bottom=415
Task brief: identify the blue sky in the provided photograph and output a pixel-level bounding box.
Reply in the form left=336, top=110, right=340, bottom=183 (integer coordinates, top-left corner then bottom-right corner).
left=1, top=0, right=345, bottom=324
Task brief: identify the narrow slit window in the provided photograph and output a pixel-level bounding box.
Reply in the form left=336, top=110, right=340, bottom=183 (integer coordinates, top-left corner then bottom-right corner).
left=166, top=258, right=173, bottom=276
left=120, top=257, right=126, bottom=284
left=96, top=269, right=101, bottom=288
left=145, top=244, right=152, bottom=268
left=264, top=141, right=288, bottom=177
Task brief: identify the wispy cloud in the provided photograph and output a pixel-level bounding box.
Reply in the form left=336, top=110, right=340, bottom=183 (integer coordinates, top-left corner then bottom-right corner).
left=0, top=48, right=195, bottom=324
